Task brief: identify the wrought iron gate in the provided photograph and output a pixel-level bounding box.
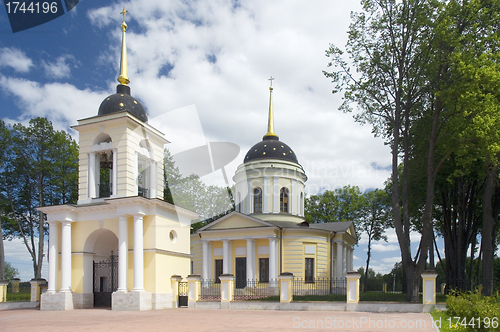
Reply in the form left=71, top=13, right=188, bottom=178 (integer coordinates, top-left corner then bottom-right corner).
left=93, top=253, right=118, bottom=307
left=178, top=282, right=188, bottom=307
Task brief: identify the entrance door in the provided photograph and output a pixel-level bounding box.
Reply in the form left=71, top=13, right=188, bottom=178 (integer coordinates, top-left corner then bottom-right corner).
left=93, top=253, right=118, bottom=307
left=235, top=257, right=247, bottom=289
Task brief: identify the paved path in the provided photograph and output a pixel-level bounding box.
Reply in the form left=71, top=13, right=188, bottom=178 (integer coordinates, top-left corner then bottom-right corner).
left=0, top=308, right=439, bottom=332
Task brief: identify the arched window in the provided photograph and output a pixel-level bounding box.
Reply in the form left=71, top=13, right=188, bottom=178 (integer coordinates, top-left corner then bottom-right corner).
left=253, top=188, right=262, bottom=213
left=280, top=187, right=289, bottom=213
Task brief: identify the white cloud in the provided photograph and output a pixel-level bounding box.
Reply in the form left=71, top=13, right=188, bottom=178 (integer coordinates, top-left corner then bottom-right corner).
left=0, top=47, right=33, bottom=73
left=371, top=243, right=400, bottom=252
left=42, top=55, right=77, bottom=79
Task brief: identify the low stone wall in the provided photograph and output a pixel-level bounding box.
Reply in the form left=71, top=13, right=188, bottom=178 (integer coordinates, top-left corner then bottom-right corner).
left=194, top=301, right=436, bottom=313
left=0, top=301, right=37, bottom=310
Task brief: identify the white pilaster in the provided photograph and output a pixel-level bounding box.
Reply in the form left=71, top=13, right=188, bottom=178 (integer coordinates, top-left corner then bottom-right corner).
left=291, top=179, right=297, bottom=215
left=112, top=149, right=117, bottom=197
left=273, top=176, right=279, bottom=213
left=246, top=239, right=254, bottom=281
left=228, top=241, right=233, bottom=274
left=88, top=152, right=96, bottom=198
left=336, top=241, right=343, bottom=280
left=134, top=153, right=139, bottom=196
left=117, top=216, right=128, bottom=292
left=47, top=222, right=59, bottom=293
left=202, top=240, right=209, bottom=280
left=263, top=176, right=269, bottom=213
left=207, top=241, right=212, bottom=280
left=246, top=178, right=251, bottom=214
left=222, top=239, right=229, bottom=274
left=133, top=214, right=144, bottom=291
left=60, top=221, right=72, bottom=292
left=269, top=237, right=277, bottom=280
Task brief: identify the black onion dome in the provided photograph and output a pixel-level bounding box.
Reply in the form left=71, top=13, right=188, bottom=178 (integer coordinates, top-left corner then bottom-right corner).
left=244, top=135, right=298, bottom=164
left=98, top=84, right=148, bottom=122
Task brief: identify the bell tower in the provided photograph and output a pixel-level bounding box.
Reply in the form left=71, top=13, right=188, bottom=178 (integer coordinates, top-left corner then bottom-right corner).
left=73, top=10, right=168, bottom=204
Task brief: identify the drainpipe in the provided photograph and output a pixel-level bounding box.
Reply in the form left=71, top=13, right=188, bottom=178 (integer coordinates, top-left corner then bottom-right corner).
left=330, top=231, right=335, bottom=279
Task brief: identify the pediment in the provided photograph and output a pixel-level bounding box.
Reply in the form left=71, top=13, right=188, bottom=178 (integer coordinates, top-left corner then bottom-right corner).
left=199, top=211, right=274, bottom=231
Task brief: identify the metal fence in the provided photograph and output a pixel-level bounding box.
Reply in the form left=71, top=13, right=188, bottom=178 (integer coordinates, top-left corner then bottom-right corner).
left=292, top=278, right=347, bottom=296
left=5, top=281, right=31, bottom=302
left=233, top=279, right=279, bottom=300
left=200, top=279, right=221, bottom=301
left=360, top=278, right=421, bottom=302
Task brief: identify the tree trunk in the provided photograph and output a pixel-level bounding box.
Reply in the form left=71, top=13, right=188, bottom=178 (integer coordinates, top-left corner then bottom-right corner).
left=364, top=234, right=372, bottom=292
left=481, top=164, right=496, bottom=295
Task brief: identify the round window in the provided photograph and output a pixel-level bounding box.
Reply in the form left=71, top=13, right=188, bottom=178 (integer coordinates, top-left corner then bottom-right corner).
left=169, top=230, right=177, bottom=243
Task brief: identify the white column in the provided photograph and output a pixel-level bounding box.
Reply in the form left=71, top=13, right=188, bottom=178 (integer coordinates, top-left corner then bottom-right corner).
left=112, top=149, right=118, bottom=196
left=202, top=240, right=209, bottom=280
left=134, top=153, right=139, bottom=196
left=291, top=179, right=297, bottom=215
left=150, top=161, right=157, bottom=198
left=133, top=214, right=144, bottom=291
left=117, top=216, right=128, bottom=292
left=88, top=152, right=96, bottom=198
left=263, top=177, right=269, bottom=213
left=273, top=176, right=280, bottom=213
left=336, top=241, right=343, bottom=280
left=207, top=242, right=212, bottom=280
left=228, top=241, right=233, bottom=274
left=269, top=237, right=277, bottom=281
left=60, top=221, right=72, bottom=292
left=349, top=246, right=354, bottom=271
left=246, top=239, right=254, bottom=281
left=222, top=239, right=229, bottom=274
left=47, top=222, right=59, bottom=293
left=342, top=243, right=347, bottom=277
left=246, top=178, right=252, bottom=214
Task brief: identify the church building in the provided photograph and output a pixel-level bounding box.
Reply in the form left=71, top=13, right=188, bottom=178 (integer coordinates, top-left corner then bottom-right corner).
left=39, top=12, right=197, bottom=311
left=190, top=81, right=357, bottom=287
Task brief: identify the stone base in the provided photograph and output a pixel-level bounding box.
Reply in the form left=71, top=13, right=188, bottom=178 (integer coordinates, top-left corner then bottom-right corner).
left=112, top=291, right=152, bottom=311
left=151, top=293, right=173, bottom=310
left=72, top=293, right=93, bottom=309
left=40, top=292, right=74, bottom=311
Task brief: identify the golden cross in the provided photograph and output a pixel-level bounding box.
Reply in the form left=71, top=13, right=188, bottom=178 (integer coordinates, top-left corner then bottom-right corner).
left=120, top=8, right=128, bottom=23
left=268, top=76, right=274, bottom=87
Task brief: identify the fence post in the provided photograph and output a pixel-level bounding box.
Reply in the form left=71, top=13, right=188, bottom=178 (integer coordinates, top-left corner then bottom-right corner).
left=278, top=273, right=294, bottom=303
left=170, top=275, right=182, bottom=308
left=30, top=278, right=47, bottom=306
left=186, top=275, right=201, bottom=309
left=0, top=280, right=8, bottom=303
left=11, top=278, right=20, bottom=293
left=421, top=270, right=437, bottom=305
left=346, top=272, right=361, bottom=304
left=382, top=282, right=387, bottom=293
left=218, top=274, right=235, bottom=309
left=440, top=283, right=446, bottom=295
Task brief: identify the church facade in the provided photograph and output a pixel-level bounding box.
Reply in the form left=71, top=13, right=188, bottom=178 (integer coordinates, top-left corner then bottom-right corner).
left=38, top=15, right=197, bottom=311
left=190, top=83, right=357, bottom=286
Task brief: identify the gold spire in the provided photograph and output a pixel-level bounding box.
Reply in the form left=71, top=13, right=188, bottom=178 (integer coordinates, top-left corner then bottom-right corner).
left=264, top=76, right=278, bottom=138
left=117, top=8, right=130, bottom=85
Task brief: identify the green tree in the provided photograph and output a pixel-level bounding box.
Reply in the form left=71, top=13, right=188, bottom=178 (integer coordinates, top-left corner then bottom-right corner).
left=4, top=262, right=19, bottom=281
left=324, top=0, right=439, bottom=301
left=305, top=185, right=363, bottom=224
left=0, top=119, right=11, bottom=281
left=1, top=118, right=78, bottom=279
left=359, top=189, right=392, bottom=292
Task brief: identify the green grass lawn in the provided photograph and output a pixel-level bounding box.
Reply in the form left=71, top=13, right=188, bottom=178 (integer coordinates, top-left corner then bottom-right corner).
left=6, top=292, right=31, bottom=302
left=431, top=310, right=468, bottom=332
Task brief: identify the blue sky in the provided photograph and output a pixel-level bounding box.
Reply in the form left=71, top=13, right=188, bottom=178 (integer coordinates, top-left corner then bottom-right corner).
left=0, top=0, right=432, bottom=281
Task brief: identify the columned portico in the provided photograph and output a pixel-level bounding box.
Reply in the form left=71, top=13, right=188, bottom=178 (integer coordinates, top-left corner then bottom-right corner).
left=117, top=215, right=128, bottom=292
left=60, top=221, right=73, bottom=292
left=133, top=214, right=145, bottom=291
left=47, top=221, right=59, bottom=293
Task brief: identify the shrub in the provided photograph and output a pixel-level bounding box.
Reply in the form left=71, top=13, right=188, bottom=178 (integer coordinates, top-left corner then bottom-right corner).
left=446, top=288, right=500, bottom=332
